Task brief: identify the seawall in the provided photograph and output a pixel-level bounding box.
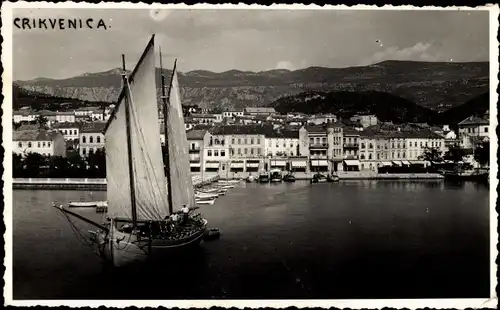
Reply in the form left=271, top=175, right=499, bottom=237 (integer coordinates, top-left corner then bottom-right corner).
left=12, top=174, right=220, bottom=190
left=217, top=171, right=445, bottom=180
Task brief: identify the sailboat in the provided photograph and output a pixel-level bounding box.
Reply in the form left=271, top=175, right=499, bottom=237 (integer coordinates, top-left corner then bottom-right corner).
left=53, top=35, right=208, bottom=267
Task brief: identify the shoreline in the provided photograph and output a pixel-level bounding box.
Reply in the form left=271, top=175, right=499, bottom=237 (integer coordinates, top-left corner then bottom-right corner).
left=12, top=173, right=445, bottom=190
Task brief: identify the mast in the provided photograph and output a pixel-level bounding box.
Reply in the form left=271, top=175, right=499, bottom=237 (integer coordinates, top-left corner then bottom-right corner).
left=160, top=48, right=174, bottom=215
left=122, top=54, right=138, bottom=228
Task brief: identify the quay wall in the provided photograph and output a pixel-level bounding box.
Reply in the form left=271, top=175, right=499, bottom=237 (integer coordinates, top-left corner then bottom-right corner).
left=217, top=171, right=444, bottom=180
left=12, top=174, right=220, bottom=190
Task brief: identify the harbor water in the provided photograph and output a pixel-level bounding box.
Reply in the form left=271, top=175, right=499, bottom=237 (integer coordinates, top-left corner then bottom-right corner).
left=12, top=180, right=490, bottom=299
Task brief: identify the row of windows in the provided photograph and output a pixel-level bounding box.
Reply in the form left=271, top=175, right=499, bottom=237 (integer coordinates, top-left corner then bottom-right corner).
left=310, top=137, right=327, bottom=145
left=61, top=129, right=78, bottom=135
left=17, top=141, right=51, bottom=148
left=466, top=127, right=488, bottom=133
left=231, top=137, right=261, bottom=145
left=81, top=136, right=103, bottom=144
left=81, top=147, right=101, bottom=156
left=207, top=150, right=226, bottom=157
left=230, top=148, right=262, bottom=155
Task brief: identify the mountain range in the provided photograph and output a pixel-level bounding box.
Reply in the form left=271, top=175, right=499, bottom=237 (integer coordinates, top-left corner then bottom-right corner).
left=15, top=60, right=489, bottom=112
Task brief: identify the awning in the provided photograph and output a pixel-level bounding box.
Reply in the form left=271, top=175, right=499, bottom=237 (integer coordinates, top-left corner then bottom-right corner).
left=291, top=161, right=307, bottom=168
left=190, top=163, right=201, bottom=167
left=311, top=160, right=328, bottom=166
left=381, top=161, right=392, bottom=166
left=410, top=160, right=425, bottom=165
left=344, top=160, right=360, bottom=166
left=392, top=161, right=402, bottom=166
left=402, top=160, right=411, bottom=165
left=230, top=162, right=244, bottom=168
left=246, top=163, right=260, bottom=168
left=205, top=163, right=219, bottom=169
left=270, top=160, right=286, bottom=167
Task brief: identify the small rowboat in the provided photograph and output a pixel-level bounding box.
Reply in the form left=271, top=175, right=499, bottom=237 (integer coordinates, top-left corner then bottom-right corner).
left=68, top=201, right=107, bottom=208
left=195, top=198, right=216, bottom=205
left=195, top=191, right=218, bottom=199
left=203, top=228, right=221, bottom=241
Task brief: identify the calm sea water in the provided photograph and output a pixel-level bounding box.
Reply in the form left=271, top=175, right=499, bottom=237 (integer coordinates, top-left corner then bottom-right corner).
left=12, top=180, right=490, bottom=299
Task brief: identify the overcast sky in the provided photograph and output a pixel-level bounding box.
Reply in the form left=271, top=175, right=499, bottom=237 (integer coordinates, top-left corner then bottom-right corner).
left=13, top=8, right=490, bottom=80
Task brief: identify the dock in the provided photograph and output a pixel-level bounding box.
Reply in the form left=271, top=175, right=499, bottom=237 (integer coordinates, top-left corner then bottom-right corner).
left=13, top=173, right=220, bottom=190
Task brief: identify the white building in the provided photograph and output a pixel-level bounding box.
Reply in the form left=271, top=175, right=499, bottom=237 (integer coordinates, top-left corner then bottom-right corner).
left=458, top=116, right=490, bottom=148
left=53, top=122, right=82, bottom=141
left=55, top=111, right=76, bottom=123
left=13, top=129, right=66, bottom=157
left=79, top=122, right=106, bottom=157
left=264, top=129, right=299, bottom=157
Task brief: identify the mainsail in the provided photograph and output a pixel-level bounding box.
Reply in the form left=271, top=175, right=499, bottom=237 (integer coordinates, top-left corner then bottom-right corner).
left=165, top=64, right=196, bottom=212
left=105, top=35, right=170, bottom=221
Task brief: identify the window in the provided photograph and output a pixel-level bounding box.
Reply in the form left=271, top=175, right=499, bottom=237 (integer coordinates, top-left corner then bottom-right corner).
left=257, top=138, right=260, bottom=144
left=360, top=154, right=365, bottom=159
left=250, top=148, right=254, bottom=155
left=244, top=138, right=248, bottom=144
left=420, top=142, right=423, bottom=148
left=397, top=152, right=400, bottom=158
left=361, top=143, right=365, bottom=149
left=409, top=141, right=412, bottom=147
left=221, top=150, right=225, bottom=157
left=48, top=142, right=51, bottom=147
left=238, top=138, right=241, bottom=144
left=468, top=128, right=471, bottom=133
left=369, top=143, right=373, bottom=149
left=244, top=148, right=248, bottom=154
left=207, top=150, right=212, bottom=156
left=250, top=138, right=254, bottom=144
left=17, top=142, right=22, bottom=148
left=392, top=143, right=394, bottom=148
left=402, top=152, right=406, bottom=158
left=214, top=150, right=219, bottom=156
left=231, top=149, right=234, bottom=155
left=377, top=153, right=380, bottom=160
left=237, top=148, right=241, bottom=154
left=232, top=138, right=235, bottom=144
left=369, top=153, right=372, bottom=160
left=257, top=148, right=261, bottom=155
left=37, top=142, right=41, bottom=148
left=82, top=136, right=86, bottom=143
left=485, top=127, right=488, bottom=133
left=82, top=148, right=86, bottom=155
left=97, top=136, right=101, bottom=143
left=392, top=152, right=395, bottom=158
left=90, top=136, right=94, bottom=143
left=28, top=142, right=32, bottom=148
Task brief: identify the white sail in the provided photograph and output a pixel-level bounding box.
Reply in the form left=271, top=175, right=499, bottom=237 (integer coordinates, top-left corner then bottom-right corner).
left=105, top=35, right=170, bottom=221
left=166, top=65, right=196, bottom=212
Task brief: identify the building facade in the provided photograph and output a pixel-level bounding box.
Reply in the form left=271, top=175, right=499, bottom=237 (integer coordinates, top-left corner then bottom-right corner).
left=79, top=122, right=106, bottom=157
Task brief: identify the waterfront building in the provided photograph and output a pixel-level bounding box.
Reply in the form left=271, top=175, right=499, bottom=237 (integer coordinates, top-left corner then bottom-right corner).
left=204, top=144, right=230, bottom=173
left=38, top=110, right=57, bottom=127
left=327, top=123, right=344, bottom=171
left=343, top=127, right=360, bottom=171
left=186, top=129, right=209, bottom=172
left=265, top=129, right=300, bottom=171
left=299, top=125, right=329, bottom=173
left=53, top=122, right=82, bottom=142
left=13, top=129, right=66, bottom=157
left=209, top=124, right=271, bottom=173
left=55, top=111, right=76, bottom=123
left=458, top=115, right=490, bottom=149
left=244, top=107, right=276, bottom=116
left=358, top=130, right=381, bottom=171
left=79, top=122, right=106, bottom=157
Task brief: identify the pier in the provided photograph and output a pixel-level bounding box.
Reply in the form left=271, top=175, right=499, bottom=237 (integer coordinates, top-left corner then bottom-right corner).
left=12, top=173, right=220, bottom=190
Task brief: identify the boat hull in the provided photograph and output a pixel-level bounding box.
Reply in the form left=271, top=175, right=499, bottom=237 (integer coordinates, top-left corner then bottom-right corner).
left=96, top=221, right=207, bottom=268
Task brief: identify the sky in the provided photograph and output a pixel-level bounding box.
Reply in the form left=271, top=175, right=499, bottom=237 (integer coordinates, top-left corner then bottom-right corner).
left=12, top=8, right=490, bottom=80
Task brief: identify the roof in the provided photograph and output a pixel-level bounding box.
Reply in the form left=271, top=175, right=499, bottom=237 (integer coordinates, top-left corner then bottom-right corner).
left=458, top=116, right=489, bottom=126
left=304, top=125, right=327, bottom=133
left=52, top=122, right=83, bottom=129
left=245, top=107, right=276, bottom=113
left=186, top=129, right=208, bottom=140
left=13, top=129, right=60, bottom=141
left=267, top=129, right=299, bottom=139
left=80, top=122, right=106, bottom=133
left=209, top=124, right=274, bottom=136
left=359, top=128, right=444, bottom=139
left=17, top=124, right=40, bottom=131
left=343, top=127, right=361, bottom=136
left=56, top=111, right=75, bottom=115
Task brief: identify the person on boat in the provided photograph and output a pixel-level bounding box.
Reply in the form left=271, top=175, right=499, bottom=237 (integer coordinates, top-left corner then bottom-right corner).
left=181, top=205, right=190, bottom=224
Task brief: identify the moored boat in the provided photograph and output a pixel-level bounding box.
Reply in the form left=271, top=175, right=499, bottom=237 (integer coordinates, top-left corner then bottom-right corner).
left=246, top=175, right=256, bottom=183
left=327, top=174, right=340, bottom=182
left=69, top=201, right=107, bottom=208
left=258, top=171, right=270, bottom=183
left=283, top=173, right=296, bottom=182
left=270, top=169, right=283, bottom=182
left=311, top=173, right=328, bottom=183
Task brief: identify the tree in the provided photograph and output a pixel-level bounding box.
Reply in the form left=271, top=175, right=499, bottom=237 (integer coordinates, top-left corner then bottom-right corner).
left=23, top=152, right=47, bottom=177
left=444, top=145, right=466, bottom=164
left=474, top=140, right=490, bottom=167
left=87, top=148, right=106, bottom=177
left=35, top=115, right=49, bottom=129
left=420, top=147, right=443, bottom=162
left=12, top=152, right=24, bottom=178
left=48, top=155, right=70, bottom=178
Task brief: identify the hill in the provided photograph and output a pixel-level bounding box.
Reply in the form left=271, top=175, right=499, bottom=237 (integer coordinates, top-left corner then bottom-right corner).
left=432, top=92, right=490, bottom=126
left=271, top=90, right=438, bottom=124
left=15, top=60, right=488, bottom=112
